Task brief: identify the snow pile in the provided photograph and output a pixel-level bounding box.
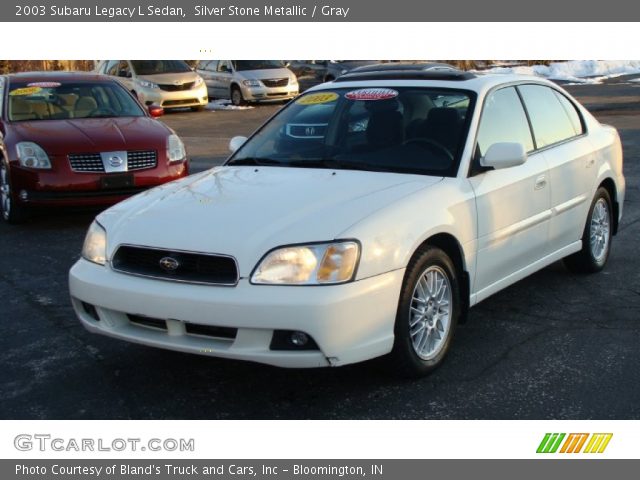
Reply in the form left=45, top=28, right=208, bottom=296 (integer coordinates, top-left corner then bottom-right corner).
left=205, top=99, right=254, bottom=111
left=480, top=60, right=640, bottom=84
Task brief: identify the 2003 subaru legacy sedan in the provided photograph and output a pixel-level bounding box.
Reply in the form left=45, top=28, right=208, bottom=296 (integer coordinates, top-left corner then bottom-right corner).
left=69, top=66, right=625, bottom=376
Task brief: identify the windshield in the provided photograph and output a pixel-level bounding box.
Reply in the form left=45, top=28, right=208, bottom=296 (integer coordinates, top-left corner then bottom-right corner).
left=7, top=81, right=145, bottom=121
left=227, top=87, right=474, bottom=176
left=233, top=60, right=284, bottom=71
left=131, top=60, right=192, bottom=75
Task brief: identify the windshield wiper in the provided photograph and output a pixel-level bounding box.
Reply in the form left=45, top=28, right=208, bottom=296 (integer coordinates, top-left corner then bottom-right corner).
left=228, top=157, right=283, bottom=166
left=289, top=159, right=394, bottom=173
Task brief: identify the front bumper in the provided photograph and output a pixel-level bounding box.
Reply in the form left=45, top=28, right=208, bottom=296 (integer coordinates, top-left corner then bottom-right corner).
left=137, top=84, right=209, bottom=109
left=11, top=161, right=188, bottom=207
left=69, top=259, right=404, bottom=368
left=241, top=83, right=299, bottom=102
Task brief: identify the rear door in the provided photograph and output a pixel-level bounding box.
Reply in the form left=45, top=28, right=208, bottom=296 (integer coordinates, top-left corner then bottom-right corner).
left=517, top=84, right=596, bottom=251
left=469, top=86, right=551, bottom=301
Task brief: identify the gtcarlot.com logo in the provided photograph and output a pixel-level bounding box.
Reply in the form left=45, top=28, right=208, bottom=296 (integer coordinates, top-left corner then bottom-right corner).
left=536, top=433, right=613, bottom=454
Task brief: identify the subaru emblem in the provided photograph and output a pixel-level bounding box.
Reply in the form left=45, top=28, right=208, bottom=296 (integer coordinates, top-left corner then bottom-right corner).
left=159, top=256, right=180, bottom=272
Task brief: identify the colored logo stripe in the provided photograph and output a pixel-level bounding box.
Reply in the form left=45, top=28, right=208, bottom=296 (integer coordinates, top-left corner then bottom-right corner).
left=537, top=433, right=566, bottom=453
left=537, top=433, right=613, bottom=453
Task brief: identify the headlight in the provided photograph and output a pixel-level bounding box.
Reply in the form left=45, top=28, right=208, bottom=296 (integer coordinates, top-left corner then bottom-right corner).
left=194, top=77, right=204, bottom=87
left=82, top=221, right=107, bottom=266
left=167, top=134, right=186, bottom=162
left=252, top=241, right=360, bottom=285
left=16, top=142, right=51, bottom=169
left=242, top=79, right=262, bottom=87
left=138, top=80, right=159, bottom=89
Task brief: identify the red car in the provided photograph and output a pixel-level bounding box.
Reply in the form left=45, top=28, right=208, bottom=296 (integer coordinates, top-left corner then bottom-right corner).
left=0, top=72, right=189, bottom=223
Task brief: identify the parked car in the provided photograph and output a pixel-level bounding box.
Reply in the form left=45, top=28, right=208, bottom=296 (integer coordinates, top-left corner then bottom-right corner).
left=195, top=60, right=298, bottom=106
left=70, top=67, right=624, bottom=376
left=287, top=61, right=330, bottom=91
left=96, top=60, right=208, bottom=111
left=0, top=72, right=189, bottom=223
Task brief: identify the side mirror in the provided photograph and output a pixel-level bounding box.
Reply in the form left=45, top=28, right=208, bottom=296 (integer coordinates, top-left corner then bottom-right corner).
left=118, top=70, right=131, bottom=78
left=148, top=105, right=164, bottom=118
left=481, top=142, right=527, bottom=170
left=229, top=136, right=247, bottom=153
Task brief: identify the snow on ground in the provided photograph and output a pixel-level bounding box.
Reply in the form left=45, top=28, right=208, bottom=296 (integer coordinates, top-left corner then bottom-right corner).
left=205, top=99, right=254, bottom=111
left=479, top=60, right=640, bottom=84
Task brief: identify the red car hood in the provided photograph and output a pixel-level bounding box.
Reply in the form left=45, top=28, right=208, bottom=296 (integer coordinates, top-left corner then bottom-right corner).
left=9, top=116, right=171, bottom=155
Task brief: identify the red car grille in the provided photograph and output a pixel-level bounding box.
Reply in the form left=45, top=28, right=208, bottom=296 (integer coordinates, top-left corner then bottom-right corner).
left=262, top=78, right=289, bottom=88
left=68, top=151, right=157, bottom=173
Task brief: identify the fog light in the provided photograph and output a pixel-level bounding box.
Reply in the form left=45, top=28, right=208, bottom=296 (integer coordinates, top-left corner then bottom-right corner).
left=19, top=190, right=28, bottom=201
left=290, top=331, right=308, bottom=347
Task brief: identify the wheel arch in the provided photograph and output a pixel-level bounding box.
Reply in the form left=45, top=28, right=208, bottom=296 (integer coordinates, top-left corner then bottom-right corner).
left=598, top=177, right=619, bottom=235
left=412, top=232, right=470, bottom=323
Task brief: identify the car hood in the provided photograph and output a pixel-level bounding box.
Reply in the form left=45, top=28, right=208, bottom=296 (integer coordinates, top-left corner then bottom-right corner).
left=137, top=71, right=201, bottom=85
left=9, top=117, right=171, bottom=155
left=235, top=68, right=294, bottom=81
left=99, top=166, right=443, bottom=276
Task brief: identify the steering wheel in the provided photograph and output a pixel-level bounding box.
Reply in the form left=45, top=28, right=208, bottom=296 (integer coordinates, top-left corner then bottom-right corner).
left=402, top=138, right=453, bottom=162
left=87, top=107, right=118, bottom=117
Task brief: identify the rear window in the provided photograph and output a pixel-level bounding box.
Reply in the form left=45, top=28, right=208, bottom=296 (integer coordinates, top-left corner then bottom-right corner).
left=228, top=87, right=475, bottom=177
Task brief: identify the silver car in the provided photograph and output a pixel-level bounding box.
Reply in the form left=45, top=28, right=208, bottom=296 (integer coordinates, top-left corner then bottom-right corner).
left=96, top=60, right=208, bottom=111
left=195, top=60, right=299, bottom=106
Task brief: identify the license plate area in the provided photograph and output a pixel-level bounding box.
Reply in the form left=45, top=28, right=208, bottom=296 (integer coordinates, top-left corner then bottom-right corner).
left=101, top=174, right=134, bottom=190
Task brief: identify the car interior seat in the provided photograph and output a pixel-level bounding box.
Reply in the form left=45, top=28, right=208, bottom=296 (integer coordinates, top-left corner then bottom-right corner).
left=74, top=96, right=99, bottom=118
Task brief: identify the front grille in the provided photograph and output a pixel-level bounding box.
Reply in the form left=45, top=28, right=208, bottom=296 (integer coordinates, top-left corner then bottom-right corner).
left=158, top=82, right=195, bottom=92
left=262, top=78, right=289, bottom=88
left=185, top=323, right=237, bottom=340
left=127, top=151, right=157, bottom=171
left=68, top=153, right=103, bottom=172
left=69, top=151, right=157, bottom=173
left=112, top=245, right=239, bottom=286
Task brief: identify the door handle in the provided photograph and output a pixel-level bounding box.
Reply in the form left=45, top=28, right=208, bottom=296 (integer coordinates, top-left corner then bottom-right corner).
left=535, top=175, right=547, bottom=190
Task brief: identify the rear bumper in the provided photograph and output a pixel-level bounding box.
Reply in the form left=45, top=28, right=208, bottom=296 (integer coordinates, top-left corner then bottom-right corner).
left=69, top=258, right=404, bottom=368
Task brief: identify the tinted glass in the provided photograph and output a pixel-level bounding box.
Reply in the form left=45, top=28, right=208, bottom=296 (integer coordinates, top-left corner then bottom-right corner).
left=476, top=87, right=534, bottom=156
left=227, top=87, right=474, bottom=177
left=518, top=84, right=578, bottom=148
left=130, top=60, right=191, bottom=75
left=7, top=81, right=145, bottom=121
left=234, top=60, right=284, bottom=71
left=553, top=90, right=584, bottom=136
left=105, top=60, right=120, bottom=76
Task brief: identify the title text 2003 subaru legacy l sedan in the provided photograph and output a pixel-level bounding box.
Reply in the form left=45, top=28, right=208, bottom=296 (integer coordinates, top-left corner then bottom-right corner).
left=69, top=67, right=625, bottom=376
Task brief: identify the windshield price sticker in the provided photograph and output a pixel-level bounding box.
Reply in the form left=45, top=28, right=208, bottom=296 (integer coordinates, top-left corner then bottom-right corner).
left=9, top=86, right=42, bottom=96
left=27, top=82, right=62, bottom=88
left=296, top=92, right=339, bottom=105
left=345, top=88, right=399, bottom=101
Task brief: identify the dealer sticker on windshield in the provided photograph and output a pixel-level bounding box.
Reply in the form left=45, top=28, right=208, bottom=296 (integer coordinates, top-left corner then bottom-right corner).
left=27, top=82, right=62, bottom=88
left=296, top=92, right=339, bottom=105
left=9, top=86, right=42, bottom=96
left=345, top=88, right=399, bottom=101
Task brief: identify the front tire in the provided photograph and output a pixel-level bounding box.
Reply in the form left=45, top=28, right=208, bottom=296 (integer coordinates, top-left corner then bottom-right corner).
left=389, top=246, right=460, bottom=377
left=231, top=86, right=246, bottom=106
left=564, top=187, right=613, bottom=273
left=0, top=160, right=28, bottom=224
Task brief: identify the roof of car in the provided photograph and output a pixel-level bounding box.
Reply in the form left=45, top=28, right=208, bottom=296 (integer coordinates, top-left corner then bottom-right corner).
left=5, top=71, right=110, bottom=83
left=309, top=72, right=554, bottom=96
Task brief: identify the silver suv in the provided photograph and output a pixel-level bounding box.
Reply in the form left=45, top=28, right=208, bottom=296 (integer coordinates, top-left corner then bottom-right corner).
left=195, top=60, right=298, bottom=106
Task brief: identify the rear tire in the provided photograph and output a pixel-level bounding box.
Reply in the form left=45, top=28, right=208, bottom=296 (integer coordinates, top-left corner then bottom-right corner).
left=231, top=86, right=246, bottom=106
left=564, top=187, right=613, bottom=273
left=389, top=246, right=460, bottom=377
left=0, top=160, right=29, bottom=224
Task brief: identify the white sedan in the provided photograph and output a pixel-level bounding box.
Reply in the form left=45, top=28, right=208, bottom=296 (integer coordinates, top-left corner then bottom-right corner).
left=69, top=68, right=625, bottom=376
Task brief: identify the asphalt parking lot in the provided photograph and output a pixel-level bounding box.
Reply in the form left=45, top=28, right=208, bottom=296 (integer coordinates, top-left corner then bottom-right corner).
left=1, top=77, right=639, bottom=420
